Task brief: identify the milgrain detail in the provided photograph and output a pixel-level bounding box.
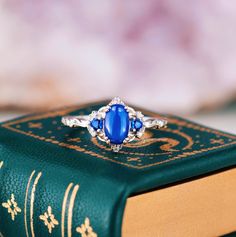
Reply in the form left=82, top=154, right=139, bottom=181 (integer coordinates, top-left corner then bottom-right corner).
left=68, top=185, right=79, bottom=237
left=0, top=161, right=3, bottom=169
left=30, top=172, right=42, bottom=237
left=24, top=171, right=36, bottom=237
left=61, top=183, right=74, bottom=237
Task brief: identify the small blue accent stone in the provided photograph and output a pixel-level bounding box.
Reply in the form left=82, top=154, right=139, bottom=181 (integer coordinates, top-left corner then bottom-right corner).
left=131, top=119, right=143, bottom=130
left=91, top=119, right=103, bottom=130
left=104, top=104, right=129, bottom=144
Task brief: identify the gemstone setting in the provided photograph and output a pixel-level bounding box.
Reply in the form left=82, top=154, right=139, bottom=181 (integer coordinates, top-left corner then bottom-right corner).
left=131, top=119, right=143, bottom=130
left=86, top=97, right=147, bottom=152
left=90, top=119, right=103, bottom=130
left=104, top=104, right=129, bottom=144
left=62, top=97, right=168, bottom=152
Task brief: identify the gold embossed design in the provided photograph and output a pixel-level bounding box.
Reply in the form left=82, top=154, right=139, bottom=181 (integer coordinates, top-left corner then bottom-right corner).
left=30, top=172, right=42, bottom=237
left=76, top=217, right=97, bottom=237
left=2, top=194, right=21, bottom=221
left=2, top=104, right=236, bottom=169
left=68, top=138, right=81, bottom=143
left=61, top=183, right=73, bottom=237
left=24, top=171, right=36, bottom=237
left=109, top=129, right=193, bottom=152
left=61, top=183, right=80, bottom=237
left=210, top=138, right=225, bottom=145
left=28, top=122, right=43, bottom=129
left=0, top=161, right=3, bottom=169
left=68, top=185, right=79, bottom=237
left=39, top=206, right=59, bottom=234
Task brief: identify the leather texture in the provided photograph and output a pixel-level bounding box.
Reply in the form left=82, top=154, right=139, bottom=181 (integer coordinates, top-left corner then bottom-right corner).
left=0, top=101, right=236, bottom=237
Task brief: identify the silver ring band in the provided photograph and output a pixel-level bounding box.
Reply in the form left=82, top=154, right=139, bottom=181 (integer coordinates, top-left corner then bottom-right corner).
left=62, top=115, right=167, bottom=129
left=62, top=97, right=168, bottom=152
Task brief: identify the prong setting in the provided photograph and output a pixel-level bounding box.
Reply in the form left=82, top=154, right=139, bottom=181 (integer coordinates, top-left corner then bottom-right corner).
left=111, top=144, right=123, bottom=153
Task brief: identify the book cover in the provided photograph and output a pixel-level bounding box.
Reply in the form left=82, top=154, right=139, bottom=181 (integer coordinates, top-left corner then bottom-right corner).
left=0, top=101, right=236, bottom=237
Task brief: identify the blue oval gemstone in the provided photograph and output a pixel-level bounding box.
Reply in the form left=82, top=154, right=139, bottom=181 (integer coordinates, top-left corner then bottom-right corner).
left=104, top=104, right=129, bottom=144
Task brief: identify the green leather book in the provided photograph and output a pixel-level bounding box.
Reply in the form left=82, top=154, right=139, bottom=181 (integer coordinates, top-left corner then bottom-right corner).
left=0, top=101, right=236, bottom=237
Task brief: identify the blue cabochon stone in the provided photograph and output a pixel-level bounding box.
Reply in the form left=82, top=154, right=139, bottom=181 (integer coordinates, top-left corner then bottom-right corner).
left=91, top=119, right=103, bottom=130
left=104, top=104, right=129, bottom=144
left=131, top=119, right=143, bottom=130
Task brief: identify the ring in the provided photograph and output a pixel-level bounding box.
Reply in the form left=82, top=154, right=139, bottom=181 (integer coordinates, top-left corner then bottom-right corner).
left=62, top=97, right=168, bottom=152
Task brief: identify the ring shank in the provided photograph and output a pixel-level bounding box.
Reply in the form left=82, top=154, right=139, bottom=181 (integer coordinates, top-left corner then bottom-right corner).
left=62, top=115, right=167, bottom=129
left=61, top=115, right=90, bottom=128
left=143, top=116, right=168, bottom=129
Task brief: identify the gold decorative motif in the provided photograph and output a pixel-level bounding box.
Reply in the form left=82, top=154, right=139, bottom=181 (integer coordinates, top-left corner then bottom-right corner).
left=0, top=161, right=3, bottom=169
left=68, top=138, right=81, bottom=143
left=2, top=194, right=21, bottom=221
left=68, top=185, right=80, bottom=237
left=76, top=217, right=97, bottom=237
left=125, top=137, right=180, bottom=151
left=39, top=206, right=59, bottom=234
left=92, top=128, right=194, bottom=155
left=127, top=157, right=141, bottom=162
left=61, top=183, right=80, bottom=237
left=28, top=122, right=43, bottom=129
left=30, top=172, right=42, bottom=237
left=91, top=137, right=172, bottom=156
left=123, top=129, right=193, bottom=151
left=24, top=171, right=36, bottom=237
left=61, top=183, right=74, bottom=237
left=210, top=138, right=224, bottom=145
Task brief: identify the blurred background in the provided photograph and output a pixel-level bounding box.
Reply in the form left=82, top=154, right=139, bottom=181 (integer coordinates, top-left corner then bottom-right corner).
left=0, top=0, right=236, bottom=133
